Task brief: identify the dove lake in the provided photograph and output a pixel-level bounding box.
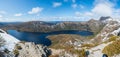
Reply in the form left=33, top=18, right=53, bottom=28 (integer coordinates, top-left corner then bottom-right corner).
left=7, top=30, right=93, bottom=46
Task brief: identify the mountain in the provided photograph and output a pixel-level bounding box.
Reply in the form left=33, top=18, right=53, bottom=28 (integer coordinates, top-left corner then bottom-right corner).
left=47, top=17, right=120, bottom=57
left=0, top=29, right=51, bottom=57
left=87, top=18, right=120, bottom=57
left=99, top=16, right=112, bottom=22
left=0, top=29, right=19, bottom=51
left=0, top=17, right=120, bottom=57
left=1, top=20, right=105, bottom=35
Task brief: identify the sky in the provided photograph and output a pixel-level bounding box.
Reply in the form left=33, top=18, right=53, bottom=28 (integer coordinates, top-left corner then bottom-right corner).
left=0, top=0, right=120, bottom=22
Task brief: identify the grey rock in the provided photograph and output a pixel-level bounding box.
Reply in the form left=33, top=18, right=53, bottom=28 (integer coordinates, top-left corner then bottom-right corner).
left=15, top=42, right=51, bottom=57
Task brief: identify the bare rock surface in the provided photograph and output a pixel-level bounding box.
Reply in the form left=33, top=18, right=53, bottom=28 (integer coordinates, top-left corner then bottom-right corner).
left=15, top=42, right=51, bottom=57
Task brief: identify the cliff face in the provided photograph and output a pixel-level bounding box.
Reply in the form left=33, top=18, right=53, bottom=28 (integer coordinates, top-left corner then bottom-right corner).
left=87, top=19, right=105, bottom=34
left=91, top=18, right=120, bottom=43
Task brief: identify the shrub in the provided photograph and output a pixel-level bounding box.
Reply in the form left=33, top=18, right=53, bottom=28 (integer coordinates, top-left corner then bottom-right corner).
left=108, top=36, right=119, bottom=42
left=102, top=40, right=120, bottom=56
left=4, top=49, right=10, bottom=53
left=77, top=49, right=86, bottom=57
left=16, top=45, right=22, bottom=50
left=49, top=54, right=59, bottom=57
left=13, top=50, right=19, bottom=55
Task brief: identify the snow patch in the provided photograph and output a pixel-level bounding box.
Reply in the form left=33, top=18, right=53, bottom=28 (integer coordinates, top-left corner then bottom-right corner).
left=111, top=28, right=120, bottom=36
left=0, top=29, right=20, bottom=51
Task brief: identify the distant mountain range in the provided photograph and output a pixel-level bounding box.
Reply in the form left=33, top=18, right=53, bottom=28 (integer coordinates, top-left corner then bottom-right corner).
left=1, top=16, right=120, bottom=57
left=0, top=17, right=110, bottom=35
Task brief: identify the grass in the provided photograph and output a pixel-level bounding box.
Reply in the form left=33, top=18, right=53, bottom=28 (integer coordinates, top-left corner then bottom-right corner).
left=47, top=34, right=85, bottom=49
left=81, top=43, right=95, bottom=49
left=102, top=40, right=120, bottom=56
left=70, top=49, right=86, bottom=57
left=47, top=34, right=92, bottom=57
left=108, top=35, right=119, bottom=42
left=103, top=35, right=119, bottom=43
left=49, top=54, right=59, bottom=57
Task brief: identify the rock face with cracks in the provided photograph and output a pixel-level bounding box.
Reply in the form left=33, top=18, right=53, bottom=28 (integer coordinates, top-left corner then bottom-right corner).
left=15, top=42, right=51, bottom=57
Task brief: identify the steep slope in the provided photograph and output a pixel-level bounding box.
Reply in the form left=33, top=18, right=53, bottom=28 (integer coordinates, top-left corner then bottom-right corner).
left=0, top=29, right=51, bottom=57
left=91, top=18, right=120, bottom=43
left=87, top=18, right=120, bottom=57
left=0, top=29, right=20, bottom=51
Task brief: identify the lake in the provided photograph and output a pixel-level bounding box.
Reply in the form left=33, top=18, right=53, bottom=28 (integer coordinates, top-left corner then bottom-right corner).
left=7, top=30, right=93, bottom=46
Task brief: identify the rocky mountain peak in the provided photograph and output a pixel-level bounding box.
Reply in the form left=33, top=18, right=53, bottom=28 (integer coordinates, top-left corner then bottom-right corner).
left=99, top=16, right=113, bottom=23
left=88, top=19, right=97, bottom=23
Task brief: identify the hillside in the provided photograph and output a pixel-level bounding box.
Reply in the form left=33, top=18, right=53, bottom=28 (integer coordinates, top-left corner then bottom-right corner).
left=1, top=19, right=105, bottom=36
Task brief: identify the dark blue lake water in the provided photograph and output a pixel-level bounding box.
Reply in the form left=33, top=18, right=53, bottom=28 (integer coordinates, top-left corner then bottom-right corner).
left=7, top=30, right=93, bottom=46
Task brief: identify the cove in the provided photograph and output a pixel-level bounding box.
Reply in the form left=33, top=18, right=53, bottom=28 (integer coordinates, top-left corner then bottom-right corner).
left=7, top=30, right=93, bottom=46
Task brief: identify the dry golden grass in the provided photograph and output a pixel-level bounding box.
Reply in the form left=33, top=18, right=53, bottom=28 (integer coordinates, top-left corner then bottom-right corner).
left=108, top=35, right=119, bottom=42
left=47, top=34, right=87, bottom=49
left=47, top=34, right=87, bottom=57
left=102, top=40, right=120, bottom=56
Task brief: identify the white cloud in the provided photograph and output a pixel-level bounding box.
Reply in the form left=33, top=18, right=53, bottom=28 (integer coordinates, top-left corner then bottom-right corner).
left=71, top=4, right=77, bottom=9
left=75, top=11, right=82, bottom=17
left=92, top=3, right=113, bottom=16
left=80, top=5, right=84, bottom=9
left=84, top=12, right=93, bottom=16
left=75, top=0, right=119, bottom=20
left=14, top=13, right=22, bottom=16
left=0, top=15, right=3, bottom=18
left=28, top=7, right=43, bottom=14
left=90, top=0, right=120, bottom=19
left=53, top=2, right=62, bottom=7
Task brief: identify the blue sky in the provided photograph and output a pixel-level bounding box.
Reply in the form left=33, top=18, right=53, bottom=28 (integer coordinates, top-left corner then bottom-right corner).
left=0, top=0, right=120, bottom=22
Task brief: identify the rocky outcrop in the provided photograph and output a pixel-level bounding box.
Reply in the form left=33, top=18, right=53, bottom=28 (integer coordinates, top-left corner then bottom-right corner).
left=91, top=18, right=120, bottom=43
left=87, top=19, right=105, bottom=34
left=99, top=16, right=111, bottom=21
left=15, top=42, right=51, bottom=57
left=0, top=29, right=20, bottom=51
left=0, top=29, right=51, bottom=57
